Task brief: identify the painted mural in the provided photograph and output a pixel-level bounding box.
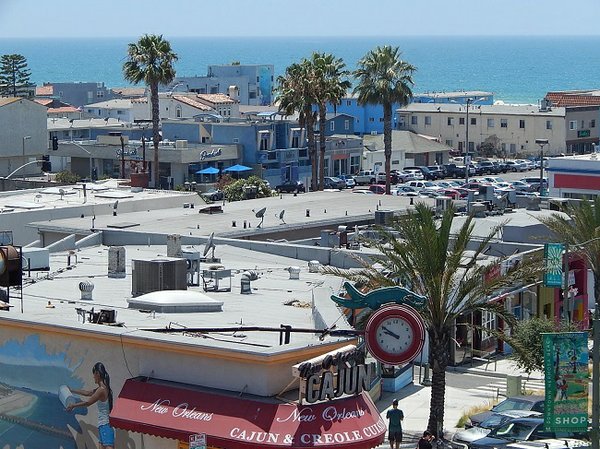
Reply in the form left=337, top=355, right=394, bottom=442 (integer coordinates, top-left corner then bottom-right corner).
left=0, top=333, right=135, bottom=449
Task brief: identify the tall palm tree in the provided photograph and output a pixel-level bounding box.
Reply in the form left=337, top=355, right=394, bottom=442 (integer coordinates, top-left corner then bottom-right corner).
left=323, top=203, right=540, bottom=435
left=276, top=60, right=318, bottom=191
left=311, top=53, right=351, bottom=190
left=354, top=46, right=415, bottom=194
left=123, top=34, right=178, bottom=188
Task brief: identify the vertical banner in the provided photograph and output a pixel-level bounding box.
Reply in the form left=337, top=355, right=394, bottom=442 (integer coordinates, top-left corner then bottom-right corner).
left=543, top=332, right=589, bottom=431
left=544, top=243, right=564, bottom=287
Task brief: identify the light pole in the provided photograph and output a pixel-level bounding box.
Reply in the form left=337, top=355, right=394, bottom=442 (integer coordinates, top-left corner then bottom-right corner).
left=535, top=138, right=548, bottom=196
left=22, top=136, right=31, bottom=180
left=465, top=99, right=472, bottom=183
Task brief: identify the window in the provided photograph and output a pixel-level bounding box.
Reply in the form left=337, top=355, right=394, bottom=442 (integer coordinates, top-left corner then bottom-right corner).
left=510, top=143, right=516, bottom=153
left=97, top=90, right=105, bottom=98
left=379, top=117, right=384, bottom=122
left=459, top=117, right=465, bottom=125
left=233, top=138, right=239, bottom=143
left=369, top=117, right=375, bottom=122
left=570, top=120, right=577, bottom=130
left=481, top=311, right=496, bottom=341
left=519, top=120, right=525, bottom=129
left=470, top=117, right=476, bottom=125
left=591, top=120, right=596, bottom=128
left=350, top=155, right=360, bottom=174
left=501, top=119, right=508, bottom=128
left=445, top=139, right=453, bottom=147
left=292, top=135, right=299, bottom=148
left=329, top=121, right=335, bottom=132
left=117, top=110, right=124, bottom=115
left=176, top=106, right=182, bottom=118
left=468, top=142, right=475, bottom=152
left=425, top=116, right=431, bottom=126
left=546, top=120, right=552, bottom=130
left=392, top=160, right=400, bottom=165
left=260, top=137, right=269, bottom=151
left=346, top=100, right=352, bottom=106
left=487, top=118, right=494, bottom=128
left=411, top=116, right=418, bottom=125
left=501, top=143, right=506, bottom=152
left=447, top=117, right=454, bottom=126
left=299, top=148, right=308, bottom=158
left=344, top=120, right=350, bottom=130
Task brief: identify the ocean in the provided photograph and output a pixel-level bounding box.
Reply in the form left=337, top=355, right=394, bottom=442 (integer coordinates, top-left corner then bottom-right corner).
left=0, top=35, right=599, bottom=104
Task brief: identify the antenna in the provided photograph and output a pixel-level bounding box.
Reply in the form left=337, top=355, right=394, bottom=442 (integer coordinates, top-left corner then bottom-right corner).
left=277, top=210, right=286, bottom=224
left=203, top=232, right=216, bottom=259
left=253, top=207, right=267, bottom=228
left=113, top=200, right=119, bottom=216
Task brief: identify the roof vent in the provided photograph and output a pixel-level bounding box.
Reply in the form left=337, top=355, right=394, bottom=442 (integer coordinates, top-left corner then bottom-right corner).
left=79, top=281, right=94, bottom=301
left=308, top=260, right=321, bottom=273
left=287, top=266, right=300, bottom=280
left=166, top=234, right=182, bottom=258
left=240, top=270, right=259, bottom=294
left=127, top=290, right=223, bottom=313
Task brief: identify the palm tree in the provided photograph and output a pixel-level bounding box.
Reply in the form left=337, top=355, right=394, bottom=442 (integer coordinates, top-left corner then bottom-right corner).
left=354, top=46, right=415, bottom=194
left=323, top=203, right=540, bottom=435
left=276, top=60, right=318, bottom=191
left=311, top=53, right=351, bottom=190
left=123, top=34, right=178, bottom=188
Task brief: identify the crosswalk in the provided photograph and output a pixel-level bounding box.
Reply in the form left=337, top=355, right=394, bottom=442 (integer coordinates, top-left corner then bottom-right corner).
left=467, top=377, right=545, bottom=399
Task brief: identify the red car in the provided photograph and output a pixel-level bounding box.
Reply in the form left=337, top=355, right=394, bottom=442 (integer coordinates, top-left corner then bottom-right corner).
left=368, top=184, right=386, bottom=195
left=442, top=189, right=462, bottom=200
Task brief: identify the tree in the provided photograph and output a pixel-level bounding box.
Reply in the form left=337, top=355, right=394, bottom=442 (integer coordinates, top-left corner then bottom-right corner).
left=323, top=203, right=540, bottom=435
left=123, top=35, right=178, bottom=188
left=311, top=53, right=351, bottom=190
left=276, top=60, right=318, bottom=191
left=501, top=317, right=579, bottom=376
left=354, top=46, right=415, bottom=194
left=0, top=54, right=31, bottom=97
left=478, top=135, right=502, bottom=158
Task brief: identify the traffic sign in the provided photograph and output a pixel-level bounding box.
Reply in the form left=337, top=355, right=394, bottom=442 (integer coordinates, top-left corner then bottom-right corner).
left=189, top=433, right=206, bottom=449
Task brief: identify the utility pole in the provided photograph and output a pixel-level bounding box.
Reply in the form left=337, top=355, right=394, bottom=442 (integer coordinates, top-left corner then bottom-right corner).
left=120, top=136, right=125, bottom=179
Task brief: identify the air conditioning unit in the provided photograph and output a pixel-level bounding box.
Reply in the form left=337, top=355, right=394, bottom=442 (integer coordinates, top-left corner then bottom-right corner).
left=131, top=258, right=187, bottom=297
left=435, top=197, right=452, bottom=215
left=181, top=248, right=201, bottom=286
left=370, top=131, right=378, bottom=135
left=175, top=139, right=188, bottom=149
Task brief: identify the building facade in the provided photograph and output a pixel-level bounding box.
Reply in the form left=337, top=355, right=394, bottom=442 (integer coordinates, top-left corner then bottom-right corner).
left=397, top=103, right=566, bottom=156
left=36, top=82, right=117, bottom=108
left=547, top=153, right=600, bottom=199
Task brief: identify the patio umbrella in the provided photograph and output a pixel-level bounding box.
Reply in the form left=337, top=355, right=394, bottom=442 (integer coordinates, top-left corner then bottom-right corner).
left=196, top=167, right=220, bottom=175
left=223, top=164, right=252, bottom=173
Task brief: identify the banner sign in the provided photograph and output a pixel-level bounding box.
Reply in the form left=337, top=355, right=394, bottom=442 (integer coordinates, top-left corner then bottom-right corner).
left=544, top=243, right=564, bottom=287
left=542, top=332, right=589, bottom=431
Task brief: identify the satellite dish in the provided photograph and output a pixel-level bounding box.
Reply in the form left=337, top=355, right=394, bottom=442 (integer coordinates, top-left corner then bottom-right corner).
left=203, top=232, right=216, bottom=259
left=253, top=207, right=267, bottom=228
left=276, top=210, right=286, bottom=224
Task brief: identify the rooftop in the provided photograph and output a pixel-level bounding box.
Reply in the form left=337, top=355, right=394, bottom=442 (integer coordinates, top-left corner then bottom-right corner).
left=399, top=103, right=566, bottom=116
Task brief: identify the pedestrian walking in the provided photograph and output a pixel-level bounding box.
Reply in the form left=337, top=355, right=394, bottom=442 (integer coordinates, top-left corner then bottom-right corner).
left=386, top=398, right=404, bottom=449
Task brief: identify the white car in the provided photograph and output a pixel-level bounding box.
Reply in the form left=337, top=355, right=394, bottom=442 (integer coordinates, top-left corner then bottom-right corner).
left=404, top=169, right=424, bottom=180
left=505, top=161, right=527, bottom=172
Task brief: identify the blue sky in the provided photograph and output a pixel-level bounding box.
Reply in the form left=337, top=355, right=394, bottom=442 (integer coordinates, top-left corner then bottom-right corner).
left=1, top=0, right=599, bottom=38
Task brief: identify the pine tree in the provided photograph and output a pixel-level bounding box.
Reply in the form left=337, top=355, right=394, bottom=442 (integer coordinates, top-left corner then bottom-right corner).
left=0, top=54, right=32, bottom=97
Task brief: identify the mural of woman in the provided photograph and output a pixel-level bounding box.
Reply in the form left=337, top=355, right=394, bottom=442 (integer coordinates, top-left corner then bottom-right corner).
left=66, top=362, right=115, bottom=449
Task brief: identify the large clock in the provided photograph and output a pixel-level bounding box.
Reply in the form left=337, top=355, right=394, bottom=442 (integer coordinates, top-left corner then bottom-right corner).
left=364, top=304, right=425, bottom=365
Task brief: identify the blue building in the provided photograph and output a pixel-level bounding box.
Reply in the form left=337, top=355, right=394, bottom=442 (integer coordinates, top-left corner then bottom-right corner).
left=325, top=90, right=494, bottom=135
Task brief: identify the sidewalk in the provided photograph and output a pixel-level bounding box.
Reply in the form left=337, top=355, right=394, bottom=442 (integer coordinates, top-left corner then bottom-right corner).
left=373, top=356, right=544, bottom=448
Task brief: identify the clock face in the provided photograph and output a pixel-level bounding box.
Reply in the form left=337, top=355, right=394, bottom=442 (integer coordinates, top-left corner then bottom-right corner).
left=375, top=317, right=414, bottom=354
left=365, top=305, right=425, bottom=365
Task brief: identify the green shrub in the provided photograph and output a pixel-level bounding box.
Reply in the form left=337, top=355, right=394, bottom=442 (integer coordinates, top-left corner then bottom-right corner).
left=223, top=175, right=272, bottom=202
left=54, top=171, right=80, bottom=184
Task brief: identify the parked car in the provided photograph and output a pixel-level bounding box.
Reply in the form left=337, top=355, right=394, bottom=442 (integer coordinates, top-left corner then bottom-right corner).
left=323, top=176, right=346, bottom=190
left=368, top=184, right=386, bottom=195
left=517, top=159, right=535, bottom=171
left=520, top=177, right=548, bottom=192
left=352, top=187, right=374, bottom=194
left=275, top=180, right=305, bottom=193
left=466, top=417, right=587, bottom=449
left=493, top=161, right=508, bottom=173
left=481, top=176, right=506, bottom=185
left=404, top=166, right=437, bottom=180
left=505, top=160, right=527, bottom=172
left=200, top=189, right=224, bottom=202
left=338, top=175, right=356, bottom=189
left=452, top=411, right=543, bottom=448
left=467, top=395, right=545, bottom=429
left=394, top=185, right=419, bottom=196
left=353, top=170, right=377, bottom=185
left=403, top=168, right=424, bottom=180
left=392, top=170, right=416, bottom=183
left=510, top=180, right=534, bottom=192
left=427, top=165, right=446, bottom=179
left=477, top=160, right=502, bottom=175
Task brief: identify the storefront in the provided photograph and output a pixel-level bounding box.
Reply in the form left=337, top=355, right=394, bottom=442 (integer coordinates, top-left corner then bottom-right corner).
left=110, top=378, right=385, bottom=449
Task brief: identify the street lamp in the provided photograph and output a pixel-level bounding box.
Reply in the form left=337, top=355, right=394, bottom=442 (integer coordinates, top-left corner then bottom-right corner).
left=535, top=138, right=548, bottom=196
left=22, top=136, right=31, bottom=180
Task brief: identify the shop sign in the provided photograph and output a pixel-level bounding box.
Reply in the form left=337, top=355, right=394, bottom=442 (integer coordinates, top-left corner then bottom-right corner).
left=200, top=148, right=222, bottom=160
left=577, top=130, right=590, bottom=138
left=543, top=243, right=564, bottom=287
left=294, top=345, right=372, bottom=404
left=189, top=433, right=206, bottom=449
left=115, top=147, right=140, bottom=159
left=542, top=332, right=589, bottom=431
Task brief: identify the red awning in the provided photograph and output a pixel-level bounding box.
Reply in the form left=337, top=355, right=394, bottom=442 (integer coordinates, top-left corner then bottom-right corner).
left=110, top=378, right=385, bottom=449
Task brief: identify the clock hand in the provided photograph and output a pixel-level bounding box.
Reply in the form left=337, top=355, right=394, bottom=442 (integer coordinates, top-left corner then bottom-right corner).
left=382, top=326, right=401, bottom=340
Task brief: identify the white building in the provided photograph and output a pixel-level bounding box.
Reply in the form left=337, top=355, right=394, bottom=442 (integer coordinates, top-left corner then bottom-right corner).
left=547, top=153, right=600, bottom=198
left=83, top=98, right=150, bottom=122
left=397, top=103, right=566, bottom=156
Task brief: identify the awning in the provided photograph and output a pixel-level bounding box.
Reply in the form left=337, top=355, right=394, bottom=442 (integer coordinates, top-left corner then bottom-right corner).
left=110, top=378, right=385, bottom=449
left=223, top=164, right=252, bottom=172
left=196, top=166, right=220, bottom=175
left=488, top=281, right=542, bottom=302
